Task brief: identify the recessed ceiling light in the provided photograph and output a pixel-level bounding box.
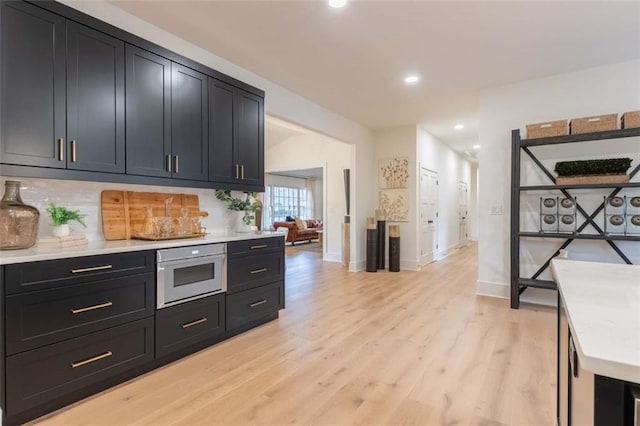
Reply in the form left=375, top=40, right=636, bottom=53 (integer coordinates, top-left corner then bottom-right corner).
left=454, top=124, right=464, bottom=130
left=473, top=144, right=480, bottom=149
left=404, top=75, right=419, bottom=85
left=328, top=0, right=346, bottom=8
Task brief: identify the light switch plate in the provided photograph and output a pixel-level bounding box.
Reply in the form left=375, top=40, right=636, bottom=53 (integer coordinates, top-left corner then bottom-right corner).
left=490, top=205, right=503, bottom=215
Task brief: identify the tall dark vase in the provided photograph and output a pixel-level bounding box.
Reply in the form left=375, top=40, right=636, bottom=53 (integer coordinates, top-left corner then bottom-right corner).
left=376, top=209, right=386, bottom=270
left=366, top=217, right=378, bottom=272
left=389, top=225, right=400, bottom=272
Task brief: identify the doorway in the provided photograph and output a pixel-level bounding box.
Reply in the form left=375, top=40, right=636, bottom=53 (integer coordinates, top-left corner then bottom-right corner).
left=419, top=167, right=438, bottom=266
left=458, top=181, right=469, bottom=245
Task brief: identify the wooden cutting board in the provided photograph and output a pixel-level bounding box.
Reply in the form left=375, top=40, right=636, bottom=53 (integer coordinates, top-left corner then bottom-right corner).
left=101, top=190, right=204, bottom=240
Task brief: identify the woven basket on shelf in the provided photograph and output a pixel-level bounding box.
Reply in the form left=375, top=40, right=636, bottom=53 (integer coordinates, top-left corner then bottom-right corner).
left=621, top=111, right=640, bottom=129
left=525, top=120, right=568, bottom=139
left=570, top=113, right=617, bottom=134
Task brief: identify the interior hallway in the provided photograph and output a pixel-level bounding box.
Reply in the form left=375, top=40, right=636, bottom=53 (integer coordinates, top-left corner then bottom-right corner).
left=34, top=243, right=557, bottom=425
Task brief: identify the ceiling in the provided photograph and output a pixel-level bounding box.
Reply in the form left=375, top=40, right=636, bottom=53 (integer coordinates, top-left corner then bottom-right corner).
left=108, top=1, right=640, bottom=154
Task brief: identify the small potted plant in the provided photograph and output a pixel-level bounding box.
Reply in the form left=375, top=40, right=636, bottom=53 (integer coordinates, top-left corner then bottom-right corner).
left=215, top=190, right=261, bottom=232
left=46, top=203, right=87, bottom=237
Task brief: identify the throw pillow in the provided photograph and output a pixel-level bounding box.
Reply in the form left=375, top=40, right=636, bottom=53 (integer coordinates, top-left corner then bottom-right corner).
left=294, top=217, right=307, bottom=230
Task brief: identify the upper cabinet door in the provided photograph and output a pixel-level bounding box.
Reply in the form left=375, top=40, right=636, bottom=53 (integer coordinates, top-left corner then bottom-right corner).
left=125, top=45, right=171, bottom=178
left=66, top=21, right=125, bottom=173
left=208, top=78, right=237, bottom=184
left=171, top=63, right=208, bottom=181
left=235, top=90, right=264, bottom=187
left=0, top=2, right=66, bottom=168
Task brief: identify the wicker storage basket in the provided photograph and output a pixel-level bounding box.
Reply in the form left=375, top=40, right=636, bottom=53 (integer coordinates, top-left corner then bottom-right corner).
left=621, top=111, right=640, bottom=129
left=525, top=120, right=568, bottom=139
left=570, top=113, right=617, bottom=134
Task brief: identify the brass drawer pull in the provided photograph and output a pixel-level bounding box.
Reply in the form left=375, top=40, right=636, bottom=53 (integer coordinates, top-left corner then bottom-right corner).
left=166, top=154, right=172, bottom=172
left=240, top=164, right=245, bottom=179
left=71, top=351, right=113, bottom=368
left=174, top=155, right=179, bottom=174
left=71, top=301, right=113, bottom=314
left=181, top=318, right=207, bottom=329
left=235, top=164, right=240, bottom=179
left=249, top=300, right=267, bottom=308
left=71, top=265, right=113, bottom=274
left=71, top=139, right=77, bottom=162
left=250, top=244, right=268, bottom=250
left=58, top=138, right=64, bottom=161
left=250, top=268, right=267, bottom=274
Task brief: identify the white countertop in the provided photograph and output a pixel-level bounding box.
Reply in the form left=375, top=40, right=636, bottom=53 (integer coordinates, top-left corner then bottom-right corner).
left=551, top=259, right=640, bottom=383
left=0, top=232, right=284, bottom=265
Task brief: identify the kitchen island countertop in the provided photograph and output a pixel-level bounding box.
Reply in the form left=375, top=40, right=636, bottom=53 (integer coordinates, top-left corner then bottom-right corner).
left=551, top=258, right=640, bottom=383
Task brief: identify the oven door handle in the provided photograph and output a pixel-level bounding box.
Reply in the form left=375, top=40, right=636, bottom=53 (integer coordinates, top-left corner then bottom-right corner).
left=157, top=254, right=224, bottom=269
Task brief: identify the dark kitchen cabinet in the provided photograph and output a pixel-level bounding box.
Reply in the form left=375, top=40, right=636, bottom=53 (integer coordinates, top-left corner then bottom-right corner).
left=66, top=21, right=125, bottom=173
left=208, top=78, right=265, bottom=189
left=125, top=45, right=172, bottom=178
left=208, top=79, right=236, bottom=184
left=155, top=293, right=225, bottom=359
left=0, top=1, right=66, bottom=168
left=236, top=90, right=264, bottom=187
left=171, top=63, right=208, bottom=181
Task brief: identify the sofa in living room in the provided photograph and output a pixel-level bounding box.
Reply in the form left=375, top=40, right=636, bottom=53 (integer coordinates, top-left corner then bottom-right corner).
left=273, top=219, right=323, bottom=245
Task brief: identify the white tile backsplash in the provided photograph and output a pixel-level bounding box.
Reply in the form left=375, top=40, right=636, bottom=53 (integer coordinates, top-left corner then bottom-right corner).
left=0, top=176, right=237, bottom=241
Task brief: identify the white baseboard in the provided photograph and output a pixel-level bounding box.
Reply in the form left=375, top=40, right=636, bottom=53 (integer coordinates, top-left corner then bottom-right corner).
left=349, top=260, right=364, bottom=272
left=323, top=252, right=342, bottom=263
left=400, top=260, right=420, bottom=271
left=476, top=280, right=510, bottom=299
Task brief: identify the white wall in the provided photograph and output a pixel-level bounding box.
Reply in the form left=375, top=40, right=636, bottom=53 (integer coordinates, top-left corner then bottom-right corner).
left=373, top=126, right=418, bottom=270
left=58, top=0, right=375, bottom=272
left=417, top=127, right=472, bottom=258
left=477, top=59, right=640, bottom=302
left=309, top=178, right=324, bottom=220
left=265, top=174, right=307, bottom=189
left=469, top=164, right=479, bottom=240
left=265, top=134, right=351, bottom=264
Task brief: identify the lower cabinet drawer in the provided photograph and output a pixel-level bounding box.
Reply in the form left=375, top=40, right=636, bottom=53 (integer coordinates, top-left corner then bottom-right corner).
left=226, top=281, right=284, bottom=331
left=5, top=273, right=155, bottom=355
left=155, top=294, right=225, bottom=359
left=227, top=251, right=284, bottom=294
left=6, top=317, right=154, bottom=415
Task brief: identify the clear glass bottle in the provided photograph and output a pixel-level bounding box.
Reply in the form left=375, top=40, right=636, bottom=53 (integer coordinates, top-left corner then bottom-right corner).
left=0, top=180, right=40, bottom=249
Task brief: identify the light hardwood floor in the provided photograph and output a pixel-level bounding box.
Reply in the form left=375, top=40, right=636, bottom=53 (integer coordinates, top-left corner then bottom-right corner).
left=34, top=243, right=557, bottom=426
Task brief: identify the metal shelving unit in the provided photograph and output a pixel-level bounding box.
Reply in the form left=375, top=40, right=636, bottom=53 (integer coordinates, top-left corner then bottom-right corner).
left=510, top=127, right=640, bottom=309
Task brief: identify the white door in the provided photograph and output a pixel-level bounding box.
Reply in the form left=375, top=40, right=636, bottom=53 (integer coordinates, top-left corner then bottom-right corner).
left=419, top=167, right=438, bottom=265
left=458, top=182, right=469, bottom=245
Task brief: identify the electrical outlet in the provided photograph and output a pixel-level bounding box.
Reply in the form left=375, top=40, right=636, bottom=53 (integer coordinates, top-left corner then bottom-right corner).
left=490, top=205, right=503, bottom=215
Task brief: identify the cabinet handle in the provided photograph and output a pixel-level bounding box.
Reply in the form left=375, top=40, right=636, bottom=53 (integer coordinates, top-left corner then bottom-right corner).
left=249, top=300, right=267, bottom=307
left=250, top=267, right=267, bottom=274
left=632, top=388, right=640, bottom=426
left=240, top=165, right=245, bottom=180
left=71, top=301, right=113, bottom=314
left=71, top=264, right=113, bottom=274
left=181, top=317, right=207, bottom=329
left=71, top=140, right=77, bottom=162
left=71, top=351, right=113, bottom=368
left=235, top=164, right=240, bottom=179
left=174, top=155, right=179, bottom=174
left=250, top=244, right=268, bottom=250
left=166, top=154, right=172, bottom=173
left=58, top=138, right=64, bottom=161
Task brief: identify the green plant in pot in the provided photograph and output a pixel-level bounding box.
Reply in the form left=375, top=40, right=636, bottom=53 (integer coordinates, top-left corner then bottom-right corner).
left=46, top=203, right=86, bottom=237
left=215, top=190, right=262, bottom=232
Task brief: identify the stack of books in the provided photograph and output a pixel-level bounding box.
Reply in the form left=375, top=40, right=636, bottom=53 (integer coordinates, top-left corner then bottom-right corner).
left=38, top=234, right=88, bottom=248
